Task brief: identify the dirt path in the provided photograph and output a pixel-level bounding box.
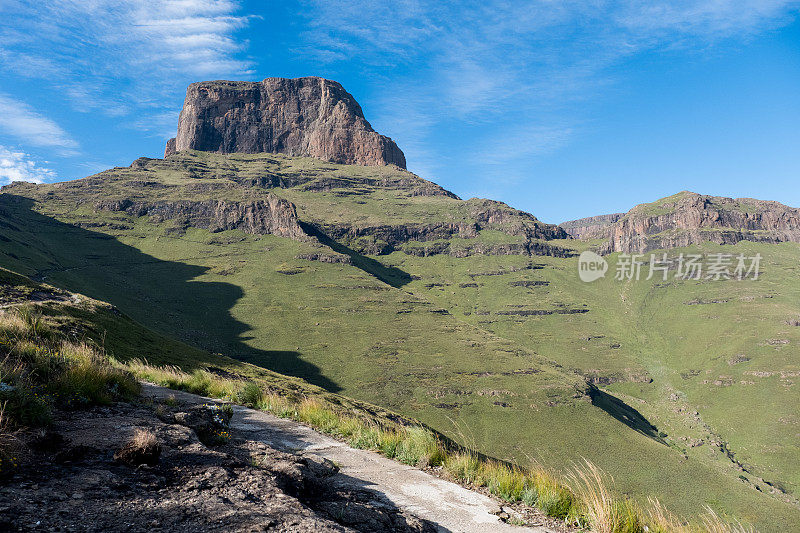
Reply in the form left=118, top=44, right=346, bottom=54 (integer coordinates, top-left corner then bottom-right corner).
left=141, top=383, right=560, bottom=533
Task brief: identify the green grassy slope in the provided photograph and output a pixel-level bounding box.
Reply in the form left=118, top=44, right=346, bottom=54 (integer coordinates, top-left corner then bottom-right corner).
left=0, top=153, right=798, bottom=530
left=384, top=241, right=800, bottom=527
left=0, top=267, right=421, bottom=427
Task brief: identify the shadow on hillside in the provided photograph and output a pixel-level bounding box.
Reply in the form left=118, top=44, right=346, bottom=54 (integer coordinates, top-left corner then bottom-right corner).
left=0, top=194, right=341, bottom=392
left=589, top=386, right=668, bottom=445
left=299, top=222, right=412, bottom=288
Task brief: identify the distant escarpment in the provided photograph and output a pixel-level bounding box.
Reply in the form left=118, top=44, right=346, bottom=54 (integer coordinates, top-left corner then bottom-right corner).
left=164, top=77, right=406, bottom=168
left=560, top=213, right=623, bottom=240
left=595, top=191, right=800, bottom=254
left=309, top=198, right=570, bottom=257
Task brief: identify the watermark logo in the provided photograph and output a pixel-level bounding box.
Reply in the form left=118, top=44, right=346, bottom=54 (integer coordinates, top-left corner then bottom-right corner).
left=578, top=251, right=608, bottom=282
left=578, top=252, right=762, bottom=282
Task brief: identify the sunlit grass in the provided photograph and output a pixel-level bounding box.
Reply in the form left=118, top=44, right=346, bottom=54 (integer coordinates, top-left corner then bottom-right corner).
left=0, top=296, right=762, bottom=532
left=0, top=307, right=139, bottom=434
left=123, top=356, right=755, bottom=532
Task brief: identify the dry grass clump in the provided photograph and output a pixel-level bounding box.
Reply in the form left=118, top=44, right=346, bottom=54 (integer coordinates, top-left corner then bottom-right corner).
left=567, top=460, right=644, bottom=532
left=114, top=428, right=160, bottom=466
left=0, top=402, right=23, bottom=475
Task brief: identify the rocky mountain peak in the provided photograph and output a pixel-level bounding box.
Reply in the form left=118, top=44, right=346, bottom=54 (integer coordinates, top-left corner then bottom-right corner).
left=164, top=77, right=406, bottom=168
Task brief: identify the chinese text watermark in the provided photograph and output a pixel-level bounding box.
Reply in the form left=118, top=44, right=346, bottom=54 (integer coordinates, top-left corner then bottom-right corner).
left=579, top=251, right=761, bottom=283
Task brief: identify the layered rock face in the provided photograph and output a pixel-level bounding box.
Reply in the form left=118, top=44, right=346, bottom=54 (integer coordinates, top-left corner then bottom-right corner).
left=312, top=198, right=570, bottom=257
left=164, top=77, right=406, bottom=168
left=560, top=213, right=623, bottom=240
left=96, top=196, right=306, bottom=240
left=600, top=192, right=800, bottom=254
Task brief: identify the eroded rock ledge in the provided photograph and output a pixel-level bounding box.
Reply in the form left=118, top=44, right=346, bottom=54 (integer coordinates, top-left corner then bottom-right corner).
left=567, top=191, right=800, bottom=254
left=96, top=197, right=306, bottom=240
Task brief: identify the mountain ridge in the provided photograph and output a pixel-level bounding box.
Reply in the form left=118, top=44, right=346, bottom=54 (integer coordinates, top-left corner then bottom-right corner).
left=564, top=191, right=800, bottom=253
left=2, top=77, right=800, bottom=531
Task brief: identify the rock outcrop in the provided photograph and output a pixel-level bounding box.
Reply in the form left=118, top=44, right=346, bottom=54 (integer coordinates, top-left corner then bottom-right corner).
left=164, top=77, right=406, bottom=168
left=4, top=394, right=437, bottom=532
left=598, top=191, right=800, bottom=254
left=96, top=196, right=306, bottom=240
left=560, top=213, right=623, bottom=240
left=310, top=198, right=570, bottom=257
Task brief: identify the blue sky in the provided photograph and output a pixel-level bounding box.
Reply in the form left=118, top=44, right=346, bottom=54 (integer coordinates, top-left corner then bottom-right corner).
left=1, top=1, right=798, bottom=223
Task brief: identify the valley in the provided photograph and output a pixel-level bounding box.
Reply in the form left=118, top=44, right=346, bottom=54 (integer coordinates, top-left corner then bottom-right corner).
left=2, top=149, right=798, bottom=531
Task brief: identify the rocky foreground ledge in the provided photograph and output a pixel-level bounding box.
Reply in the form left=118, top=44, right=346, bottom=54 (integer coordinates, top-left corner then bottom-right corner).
left=1, top=383, right=561, bottom=533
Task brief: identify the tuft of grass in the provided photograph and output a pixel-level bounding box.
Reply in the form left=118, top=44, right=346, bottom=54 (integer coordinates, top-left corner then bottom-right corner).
left=443, top=451, right=482, bottom=485
left=524, top=470, right=575, bottom=520
left=343, top=421, right=381, bottom=449
left=486, top=463, right=527, bottom=501
left=568, top=459, right=622, bottom=533
left=114, top=427, right=161, bottom=466
left=15, top=306, right=48, bottom=340
left=394, top=427, right=446, bottom=467
left=130, top=427, right=157, bottom=449
left=297, top=398, right=340, bottom=432
left=700, top=508, right=755, bottom=533
left=254, top=392, right=296, bottom=418
left=644, top=497, right=757, bottom=533
left=238, top=381, right=262, bottom=406
left=0, top=308, right=139, bottom=428
left=0, top=402, right=22, bottom=475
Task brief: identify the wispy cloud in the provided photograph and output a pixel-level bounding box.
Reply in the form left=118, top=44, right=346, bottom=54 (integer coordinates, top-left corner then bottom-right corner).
left=474, top=125, right=575, bottom=165
left=0, top=93, right=79, bottom=155
left=298, top=0, right=800, bottom=176
left=0, top=0, right=255, bottom=135
left=0, top=146, right=56, bottom=185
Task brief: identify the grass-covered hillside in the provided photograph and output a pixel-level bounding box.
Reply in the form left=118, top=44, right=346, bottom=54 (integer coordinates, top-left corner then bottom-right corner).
left=0, top=268, right=764, bottom=533
left=1, top=152, right=798, bottom=530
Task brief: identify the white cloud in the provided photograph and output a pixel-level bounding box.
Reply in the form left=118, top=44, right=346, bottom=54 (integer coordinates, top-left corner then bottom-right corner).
left=0, top=146, right=57, bottom=185
left=0, top=0, right=254, bottom=134
left=613, top=1, right=800, bottom=37
left=0, top=93, right=79, bottom=155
